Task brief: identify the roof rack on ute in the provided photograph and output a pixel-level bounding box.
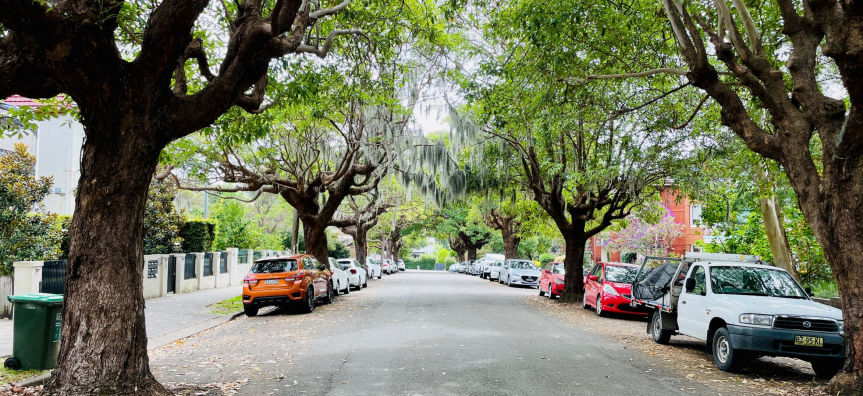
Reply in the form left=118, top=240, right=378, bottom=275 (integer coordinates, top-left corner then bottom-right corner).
left=682, top=252, right=762, bottom=264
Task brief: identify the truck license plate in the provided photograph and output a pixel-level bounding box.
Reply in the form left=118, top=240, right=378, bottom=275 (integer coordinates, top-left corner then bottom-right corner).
left=265, top=280, right=279, bottom=284
left=794, top=335, right=824, bottom=347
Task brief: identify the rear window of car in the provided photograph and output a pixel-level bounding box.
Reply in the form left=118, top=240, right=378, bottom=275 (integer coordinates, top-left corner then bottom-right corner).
left=339, top=263, right=351, bottom=270
left=251, top=259, right=298, bottom=274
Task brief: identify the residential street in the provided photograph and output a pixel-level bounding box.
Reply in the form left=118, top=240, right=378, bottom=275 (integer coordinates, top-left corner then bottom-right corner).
left=149, top=272, right=717, bottom=396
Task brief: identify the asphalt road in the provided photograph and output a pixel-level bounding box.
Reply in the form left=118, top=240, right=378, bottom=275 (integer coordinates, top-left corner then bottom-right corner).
left=151, top=271, right=713, bottom=396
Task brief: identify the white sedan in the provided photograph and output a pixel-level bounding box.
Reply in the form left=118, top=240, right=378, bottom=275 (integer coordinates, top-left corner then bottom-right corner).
left=327, top=257, right=350, bottom=295
left=365, top=258, right=382, bottom=279
left=337, top=258, right=367, bottom=290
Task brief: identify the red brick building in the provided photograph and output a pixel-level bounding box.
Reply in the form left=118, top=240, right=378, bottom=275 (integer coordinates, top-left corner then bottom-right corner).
left=586, top=187, right=705, bottom=263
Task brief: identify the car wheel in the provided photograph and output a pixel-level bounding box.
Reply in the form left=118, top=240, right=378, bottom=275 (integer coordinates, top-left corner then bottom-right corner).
left=595, top=294, right=605, bottom=317
left=363, top=277, right=368, bottom=288
left=712, top=327, right=744, bottom=372
left=3, top=357, right=21, bottom=370
left=300, top=286, right=315, bottom=314
left=811, top=358, right=844, bottom=378
left=539, top=284, right=546, bottom=296
left=548, top=284, right=557, bottom=300
left=343, top=281, right=350, bottom=294
left=507, top=277, right=513, bottom=287
left=243, top=306, right=259, bottom=317
left=333, top=281, right=340, bottom=296
left=650, top=311, right=672, bottom=344
left=582, top=296, right=590, bottom=309
left=323, top=282, right=334, bottom=305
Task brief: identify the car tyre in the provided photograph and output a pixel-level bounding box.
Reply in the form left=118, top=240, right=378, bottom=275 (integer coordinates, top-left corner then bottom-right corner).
left=507, top=277, right=513, bottom=287
left=243, top=306, right=259, bottom=317
left=343, top=282, right=350, bottom=295
left=539, top=285, right=546, bottom=296
left=4, top=357, right=21, bottom=370
left=650, top=311, right=672, bottom=344
left=811, top=358, right=844, bottom=378
left=712, top=327, right=744, bottom=372
left=595, top=294, right=605, bottom=317
left=300, top=286, right=316, bottom=314
left=548, top=284, right=557, bottom=300
left=363, top=277, right=368, bottom=288
left=582, top=296, right=590, bottom=309
left=323, top=282, right=334, bottom=305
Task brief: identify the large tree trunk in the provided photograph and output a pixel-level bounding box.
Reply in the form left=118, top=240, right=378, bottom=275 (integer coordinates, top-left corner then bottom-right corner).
left=355, top=227, right=370, bottom=274
left=501, top=231, right=521, bottom=260
left=467, top=248, right=477, bottom=261
left=302, top=218, right=329, bottom=264
left=819, top=178, right=863, bottom=394
left=559, top=234, right=587, bottom=304
left=45, top=124, right=168, bottom=395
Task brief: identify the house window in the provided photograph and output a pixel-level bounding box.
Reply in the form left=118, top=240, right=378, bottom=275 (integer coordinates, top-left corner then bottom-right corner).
left=690, top=204, right=703, bottom=227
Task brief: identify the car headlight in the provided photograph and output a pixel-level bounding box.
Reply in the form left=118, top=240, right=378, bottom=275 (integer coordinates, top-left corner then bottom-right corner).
left=554, top=278, right=565, bottom=285
left=602, top=284, right=620, bottom=296
left=838, top=320, right=844, bottom=336
left=739, top=313, right=774, bottom=326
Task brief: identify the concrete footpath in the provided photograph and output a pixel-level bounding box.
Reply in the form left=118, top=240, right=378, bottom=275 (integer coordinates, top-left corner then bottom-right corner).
left=0, top=286, right=242, bottom=358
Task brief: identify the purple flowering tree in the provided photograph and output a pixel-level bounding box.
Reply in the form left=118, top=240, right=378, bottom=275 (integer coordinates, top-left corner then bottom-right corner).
left=605, top=207, right=684, bottom=258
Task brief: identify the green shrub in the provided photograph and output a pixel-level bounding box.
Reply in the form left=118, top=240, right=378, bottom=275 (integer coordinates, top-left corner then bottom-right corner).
left=621, top=252, right=637, bottom=264
left=180, top=219, right=217, bottom=252
left=539, top=253, right=554, bottom=267
left=405, top=256, right=436, bottom=270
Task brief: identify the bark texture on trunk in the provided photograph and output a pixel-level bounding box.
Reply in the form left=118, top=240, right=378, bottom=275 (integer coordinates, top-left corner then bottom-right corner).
left=560, top=234, right=587, bottom=304
left=502, top=233, right=521, bottom=260
left=467, top=248, right=477, bottom=261
left=485, top=210, right=522, bottom=260
left=302, top=218, right=330, bottom=265
left=46, top=125, right=167, bottom=395
left=819, top=179, right=863, bottom=394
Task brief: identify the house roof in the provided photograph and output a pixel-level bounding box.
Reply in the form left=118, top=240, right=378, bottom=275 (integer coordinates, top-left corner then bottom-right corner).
left=3, top=95, right=43, bottom=108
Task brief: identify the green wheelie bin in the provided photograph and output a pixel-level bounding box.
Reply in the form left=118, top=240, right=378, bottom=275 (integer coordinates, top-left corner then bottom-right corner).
left=3, top=293, right=64, bottom=371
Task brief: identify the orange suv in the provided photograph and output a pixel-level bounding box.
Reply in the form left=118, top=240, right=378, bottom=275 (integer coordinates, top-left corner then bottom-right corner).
left=242, top=254, right=333, bottom=316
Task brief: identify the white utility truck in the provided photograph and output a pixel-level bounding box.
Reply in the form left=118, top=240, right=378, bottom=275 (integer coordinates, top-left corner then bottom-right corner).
left=630, top=252, right=845, bottom=377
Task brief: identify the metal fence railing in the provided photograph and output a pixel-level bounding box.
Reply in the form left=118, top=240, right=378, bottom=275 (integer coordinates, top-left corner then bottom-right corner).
left=41, top=260, right=67, bottom=294
left=184, top=254, right=196, bottom=279
left=203, top=253, right=213, bottom=276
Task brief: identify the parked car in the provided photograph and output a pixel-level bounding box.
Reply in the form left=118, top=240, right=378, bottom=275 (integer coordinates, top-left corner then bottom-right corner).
left=500, top=259, right=540, bottom=287
left=539, top=261, right=565, bottom=299
left=242, top=254, right=333, bottom=316
left=398, top=259, right=406, bottom=271
left=365, top=258, right=382, bottom=279
left=488, top=260, right=504, bottom=281
left=449, top=263, right=459, bottom=272
left=328, top=257, right=350, bottom=295
left=631, top=252, right=845, bottom=377
left=583, top=262, right=644, bottom=317
left=467, top=260, right=482, bottom=276
left=457, top=261, right=467, bottom=273
left=480, top=254, right=505, bottom=278
left=382, top=259, right=396, bottom=274
left=337, top=258, right=367, bottom=290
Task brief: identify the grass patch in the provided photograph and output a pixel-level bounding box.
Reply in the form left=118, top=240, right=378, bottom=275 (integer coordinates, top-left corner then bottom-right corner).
left=210, top=295, right=243, bottom=315
left=0, top=366, right=47, bottom=386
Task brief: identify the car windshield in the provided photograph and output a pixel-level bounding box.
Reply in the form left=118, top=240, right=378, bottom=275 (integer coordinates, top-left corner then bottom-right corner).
left=251, top=259, right=298, bottom=274
left=495, top=261, right=502, bottom=267
left=552, top=264, right=565, bottom=274
left=511, top=261, right=534, bottom=269
left=710, top=266, right=807, bottom=298
left=604, top=265, right=638, bottom=283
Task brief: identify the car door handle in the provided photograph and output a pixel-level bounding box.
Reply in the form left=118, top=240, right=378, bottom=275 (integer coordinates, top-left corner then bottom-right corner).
left=681, top=301, right=686, bottom=304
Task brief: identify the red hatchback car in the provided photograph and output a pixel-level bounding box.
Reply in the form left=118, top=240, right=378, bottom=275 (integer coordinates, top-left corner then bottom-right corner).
left=538, top=262, right=565, bottom=299
left=583, top=262, right=646, bottom=317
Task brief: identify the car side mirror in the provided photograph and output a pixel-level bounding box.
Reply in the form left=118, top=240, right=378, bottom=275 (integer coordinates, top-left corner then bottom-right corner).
left=805, top=286, right=814, bottom=297
left=685, top=278, right=696, bottom=292
left=587, top=275, right=598, bottom=282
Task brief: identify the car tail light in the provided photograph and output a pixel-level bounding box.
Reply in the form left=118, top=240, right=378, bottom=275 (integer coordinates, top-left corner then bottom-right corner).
left=284, top=273, right=302, bottom=281
left=243, top=276, right=257, bottom=285
left=350, top=269, right=357, bottom=274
